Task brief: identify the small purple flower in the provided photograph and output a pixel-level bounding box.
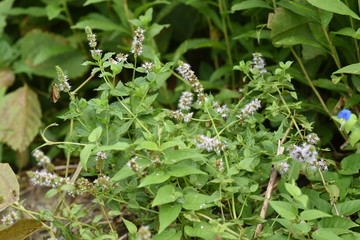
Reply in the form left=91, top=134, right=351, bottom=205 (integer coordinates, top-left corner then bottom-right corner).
left=337, top=109, right=351, bottom=122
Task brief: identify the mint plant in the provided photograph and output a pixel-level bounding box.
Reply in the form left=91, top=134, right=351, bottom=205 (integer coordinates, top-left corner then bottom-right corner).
left=1, top=4, right=360, bottom=240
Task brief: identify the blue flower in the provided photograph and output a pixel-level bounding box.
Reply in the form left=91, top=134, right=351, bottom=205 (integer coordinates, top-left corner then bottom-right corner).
left=337, top=109, right=351, bottom=122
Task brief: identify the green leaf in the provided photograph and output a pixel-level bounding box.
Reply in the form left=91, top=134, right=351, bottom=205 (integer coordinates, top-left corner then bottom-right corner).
left=325, top=184, right=339, bottom=203
left=16, top=30, right=87, bottom=78
left=153, top=228, right=182, bottom=240
left=45, top=3, right=63, bottom=20
left=336, top=200, right=360, bottom=216
left=269, top=201, right=298, bottom=220
left=80, top=144, right=95, bottom=171
left=0, top=163, right=19, bottom=212
left=285, top=182, right=302, bottom=198
left=333, top=63, right=360, bottom=75
left=84, top=0, right=109, bottom=6
left=344, top=114, right=357, bottom=133
left=0, top=219, right=42, bottom=240
left=159, top=203, right=182, bottom=233
left=88, top=126, right=103, bottom=142
left=319, top=216, right=359, bottom=229
left=111, top=164, right=136, bottom=182
left=300, top=210, right=331, bottom=220
left=72, top=13, right=127, bottom=33
left=122, top=218, right=137, bottom=234
left=167, top=164, right=206, bottom=177
left=231, top=0, right=272, bottom=12
left=312, top=228, right=343, bottom=240
left=138, top=171, right=170, bottom=188
left=163, top=149, right=204, bottom=164
left=268, top=8, right=322, bottom=48
left=183, top=192, right=211, bottom=211
left=44, top=188, right=59, bottom=198
left=152, top=185, right=183, bottom=207
left=307, top=0, right=360, bottom=20
left=137, top=141, right=159, bottom=151
left=349, top=124, right=360, bottom=146
left=0, top=85, right=41, bottom=151
left=340, top=154, right=360, bottom=175
left=94, top=142, right=130, bottom=152
left=173, top=39, right=226, bottom=62
left=313, top=78, right=347, bottom=92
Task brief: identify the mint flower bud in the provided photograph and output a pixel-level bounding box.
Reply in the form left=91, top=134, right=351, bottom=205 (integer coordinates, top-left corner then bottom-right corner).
left=275, top=162, right=290, bottom=174
left=178, top=91, right=193, bottom=110
left=116, top=53, right=128, bottom=62
left=32, top=149, right=51, bottom=167
left=141, top=62, right=155, bottom=73
left=131, top=27, right=145, bottom=56
left=137, top=226, right=151, bottom=240
left=1, top=210, right=19, bottom=225
left=237, top=99, right=261, bottom=120
left=195, top=135, right=227, bottom=154
left=85, top=26, right=97, bottom=48
left=252, top=52, right=267, bottom=75
left=55, top=66, right=71, bottom=92
left=90, top=49, right=103, bottom=61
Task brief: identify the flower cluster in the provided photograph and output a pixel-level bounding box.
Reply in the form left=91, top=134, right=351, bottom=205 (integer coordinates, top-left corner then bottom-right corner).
left=85, top=26, right=97, bottom=48
left=137, top=226, right=151, bottom=240
left=252, top=52, right=267, bottom=75
left=127, top=156, right=142, bottom=172
left=169, top=110, right=193, bottom=123
left=28, top=171, right=72, bottom=189
left=90, top=49, right=103, bottom=60
left=214, top=158, right=225, bottom=172
left=141, top=62, right=155, bottom=73
left=32, top=149, right=51, bottom=167
left=287, top=134, right=328, bottom=171
left=195, top=135, right=227, bottom=154
left=275, top=162, right=290, bottom=175
left=131, top=27, right=145, bottom=56
left=213, top=101, right=228, bottom=119
left=95, top=152, right=107, bottom=173
left=306, top=133, right=320, bottom=145
left=176, top=61, right=206, bottom=103
left=116, top=53, right=128, bottom=62
left=178, top=91, right=193, bottom=110
left=237, top=99, right=261, bottom=120
left=1, top=211, right=19, bottom=225
left=94, top=175, right=119, bottom=192
left=55, top=66, right=71, bottom=92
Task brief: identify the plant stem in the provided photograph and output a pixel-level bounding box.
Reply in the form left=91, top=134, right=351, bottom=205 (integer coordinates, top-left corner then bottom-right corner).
left=218, top=0, right=235, bottom=88
left=254, top=125, right=291, bottom=238
left=290, top=47, right=347, bottom=140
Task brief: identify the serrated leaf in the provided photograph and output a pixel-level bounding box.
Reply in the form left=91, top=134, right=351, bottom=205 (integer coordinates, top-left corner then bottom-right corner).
left=319, top=216, right=359, bottom=229
left=312, top=228, right=343, bottom=240
left=300, top=210, right=331, bottom=220
left=88, top=126, right=102, bottom=142
left=0, top=219, right=42, bottom=240
left=0, top=163, right=19, bottom=212
left=138, top=171, right=170, bottom=188
left=80, top=144, right=95, bottom=170
left=159, top=203, right=181, bottom=233
left=152, top=185, right=182, bottom=207
left=269, top=201, right=298, bottom=220
left=0, top=85, right=41, bottom=151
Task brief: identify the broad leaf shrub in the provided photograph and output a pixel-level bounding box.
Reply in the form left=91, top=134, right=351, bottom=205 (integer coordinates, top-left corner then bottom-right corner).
left=1, top=22, right=360, bottom=239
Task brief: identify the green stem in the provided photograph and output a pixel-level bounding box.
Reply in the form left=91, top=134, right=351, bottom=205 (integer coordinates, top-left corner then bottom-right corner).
left=290, top=47, right=347, bottom=140
left=218, top=0, right=235, bottom=88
